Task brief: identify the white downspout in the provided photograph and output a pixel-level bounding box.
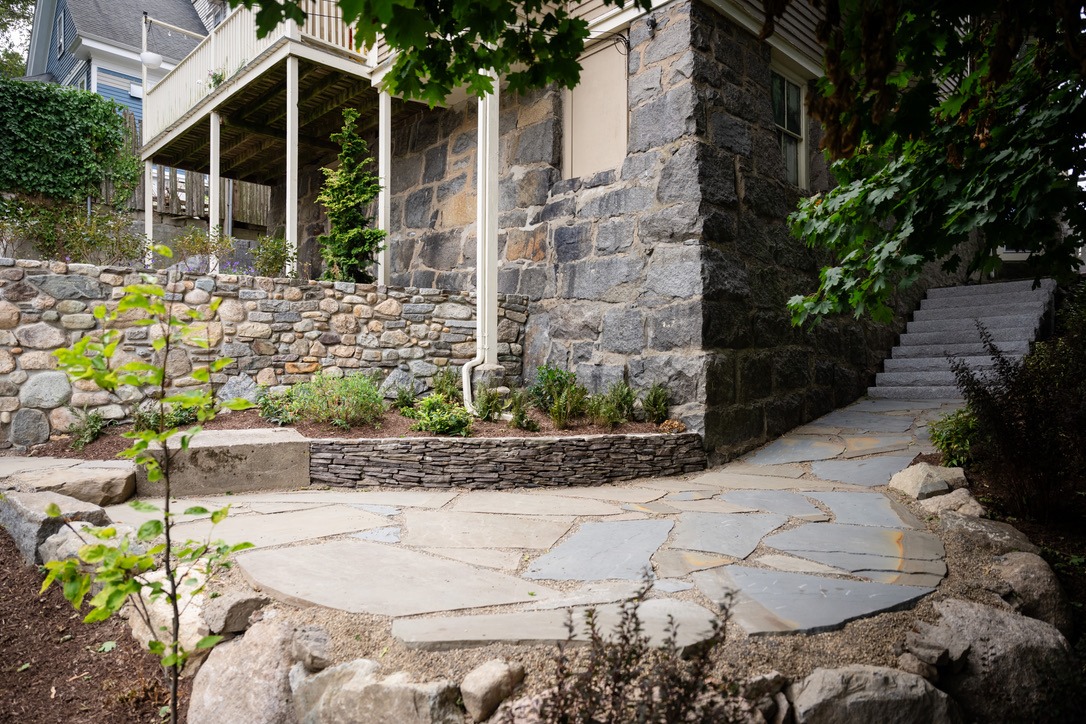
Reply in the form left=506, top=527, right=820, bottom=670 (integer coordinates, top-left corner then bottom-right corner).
left=375, top=89, right=392, bottom=285
left=462, top=76, right=499, bottom=412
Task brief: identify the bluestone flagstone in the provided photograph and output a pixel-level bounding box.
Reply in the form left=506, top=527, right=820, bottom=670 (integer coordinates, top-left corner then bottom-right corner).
left=693, top=566, right=933, bottom=634
left=666, top=499, right=757, bottom=514
left=720, top=463, right=805, bottom=479
left=402, top=511, right=574, bottom=550
left=420, top=547, right=523, bottom=570
left=350, top=504, right=401, bottom=516
left=810, top=456, right=914, bottom=487
left=652, top=549, right=732, bottom=578
left=670, top=512, right=789, bottom=558
left=695, top=471, right=851, bottom=491
left=808, top=492, right=923, bottom=529
left=719, top=491, right=826, bottom=519
left=753, top=554, right=847, bottom=576
left=849, top=399, right=944, bottom=412
left=352, top=526, right=401, bottom=543
left=525, top=520, right=673, bottom=581
left=172, top=505, right=388, bottom=549
left=452, top=491, right=624, bottom=516
left=528, top=487, right=666, bottom=504
left=745, top=437, right=846, bottom=465
left=525, top=581, right=643, bottom=610
left=653, top=578, right=694, bottom=593
left=808, top=410, right=914, bottom=433
left=841, top=435, right=912, bottom=459
left=238, top=539, right=556, bottom=616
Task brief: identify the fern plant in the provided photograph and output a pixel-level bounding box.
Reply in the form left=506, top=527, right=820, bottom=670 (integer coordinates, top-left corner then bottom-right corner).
left=316, top=108, right=385, bottom=282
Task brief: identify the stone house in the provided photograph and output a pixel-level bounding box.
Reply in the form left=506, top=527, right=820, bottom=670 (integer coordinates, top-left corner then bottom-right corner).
left=139, top=0, right=956, bottom=462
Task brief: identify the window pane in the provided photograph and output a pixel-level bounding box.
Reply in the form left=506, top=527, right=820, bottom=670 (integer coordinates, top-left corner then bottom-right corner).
left=782, top=135, right=799, bottom=186
left=771, top=74, right=785, bottom=127
left=786, top=81, right=802, bottom=134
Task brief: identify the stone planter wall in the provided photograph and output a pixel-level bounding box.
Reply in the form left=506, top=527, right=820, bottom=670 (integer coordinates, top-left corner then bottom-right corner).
left=0, top=258, right=527, bottom=448
left=310, top=432, right=707, bottom=488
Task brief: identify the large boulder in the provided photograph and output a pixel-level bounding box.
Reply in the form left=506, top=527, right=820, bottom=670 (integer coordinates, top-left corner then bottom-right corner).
left=888, top=463, right=953, bottom=500
left=188, top=617, right=298, bottom=724
left=992, top=552, right=1074, bottom=639
left=127, top=569, right=210, bottom=676
left=293, top=659, right=463, bottom=724
left=38, top=520, right=143, bottom=563
left=461, top=659, right=525, bottom=722
left=938, top=511, right=1039, bottom=554
left=4, top=460, right=136, bottom=506
left=904, top=599, right=1072, bottom=722
left=789, top=665, right=958, bottom=724
left=0, top=490, right=109, bottom=563
left=918, top=488, right=986, bottom=518
left=201, top=589, right=271, bottom=635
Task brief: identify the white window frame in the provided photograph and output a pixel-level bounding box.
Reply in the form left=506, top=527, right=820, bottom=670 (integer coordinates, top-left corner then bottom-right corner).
left=55, top=10, right=65, bottom=58
left=770, top=63, right=809, bottom=190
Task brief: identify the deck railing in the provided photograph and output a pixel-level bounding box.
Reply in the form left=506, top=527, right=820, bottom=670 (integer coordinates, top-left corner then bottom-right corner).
left=143, top=2, right=370, bottom=141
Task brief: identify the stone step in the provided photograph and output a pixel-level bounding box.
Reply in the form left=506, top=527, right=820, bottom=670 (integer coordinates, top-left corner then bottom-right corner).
left=867, top=385, right=962, bottom=400
left=890, top=340, right=1031, bottom=358
left=925, top=279, right=1056, bottom=299
left=1, top=460, right=136, bottom=507
left=882, top=355, right=1018, bottom=372
left=906, top=314, right=1040, bottom=334
left=875, top=370, right=959, bottom=387
left=897, top=326, right=1035, bottom=347
left=919, top=290, right=1050, bottom=310
left=911, top=301, right=1046, bottom=322
left=0, top=490, right=110, bottom=564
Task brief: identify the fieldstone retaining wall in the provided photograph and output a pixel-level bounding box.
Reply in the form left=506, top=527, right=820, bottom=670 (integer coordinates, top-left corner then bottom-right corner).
left=310, top=432, right=707, bottom=488
left=0, top=258, right=527, bottom=448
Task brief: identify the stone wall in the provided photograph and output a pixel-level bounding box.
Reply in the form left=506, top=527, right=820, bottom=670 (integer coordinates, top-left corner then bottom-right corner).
left=0, top=259, right=526, bottom=448
left=310, top=432, right=707, bottom=488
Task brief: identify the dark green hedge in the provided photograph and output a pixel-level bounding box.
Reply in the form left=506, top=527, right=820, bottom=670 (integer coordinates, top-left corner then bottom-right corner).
left=0, top=78, right=137, bottom=202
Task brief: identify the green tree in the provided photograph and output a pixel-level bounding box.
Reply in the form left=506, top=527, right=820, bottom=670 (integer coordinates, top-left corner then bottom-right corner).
left=229, top=0, right=650, bottom=105
left=316, top=108, right=385, bottom=282
left=758, top=2, right=1086, bottom=322
left=0, top=0, right=32, bottom=78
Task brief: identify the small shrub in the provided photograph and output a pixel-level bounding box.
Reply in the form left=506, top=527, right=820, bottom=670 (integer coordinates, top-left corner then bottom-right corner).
left=929, top=408, right=980, bottom=468
left=67, top=408, right=110, bottom=450
left=392, top=383, right=418, bottom=414
left=473, top=383, right=506, bottom=422
left=508, top=388, right=540, bottom=432
left=606, top=381, right=636, bottom=421
left=255, top=373, right=385, bottom=430
left=526, top=578, right=736, bottom=723
left=586, top=395, right=624, bottom=429
left=642, top=383, right=670, bottom=424
left=431, top=367, right=463, bottom=404
left=549, top=382, right=588, bottom=430
left=166, top=225, right=236, bottom=272
left=132, top=402, right=199, bottom=432
left=529, top=365, right=579, bottom=411
left=250, top=234, right=295, bottom=278
left=410, top=394, right=473, bottom=436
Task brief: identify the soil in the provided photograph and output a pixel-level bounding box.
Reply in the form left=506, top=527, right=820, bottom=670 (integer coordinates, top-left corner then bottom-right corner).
left=26, top=408, right=663, bottom=462
left=0, top=529, right=190, bottom=723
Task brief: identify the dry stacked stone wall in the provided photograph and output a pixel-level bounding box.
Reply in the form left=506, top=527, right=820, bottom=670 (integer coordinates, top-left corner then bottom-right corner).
left=310, top=433, right=707, bottom=488
left=0, top=258, right=526, bottom=448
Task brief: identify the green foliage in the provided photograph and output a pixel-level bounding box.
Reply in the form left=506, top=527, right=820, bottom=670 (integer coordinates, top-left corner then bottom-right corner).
left=256, top=372, right=386, bottom=430
left=409, top=394, right=473, bottom=436
left=0, top=196, right=144, bottom=265
left=67, top=408, right=110, bottom=451
left=605, top=381, right=636, bottom=421
left=946, top=285, right=1086, bottom=520
left=231, top=0, right=651, bottom=106
left=531, top=578, right=734, bottom=723
left=473, top=383, right=506, bottom=422
left=0, top=78, right=140, bottom=202
left=507, top=388, right=539, bottom=432
left=45, top=246, right=254, bottom=723
left=317, top=109, right=385, bottom=283
left=641, top=383, right=670, bottom=425
left=131, top=403, right=199, bottom=433
left=549, top=382, right=588, bottom=431
left=165, top=226, right=237, bottom=272
left=250, top=234, right=295, bottom=278
left=929, top=408, right=980, bottom=468
left=586, top=394, right=624, bottom=429
left=778, top=6, right=1086, bottom=323
left=431, top=367, right=463, bottom=404
left=392, top=383, right=417, bottom=414
left=529, top=365, right=578, bottom=412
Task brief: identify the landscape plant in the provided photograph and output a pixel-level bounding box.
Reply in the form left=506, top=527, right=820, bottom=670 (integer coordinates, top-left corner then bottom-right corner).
left=257, top=371, right=385, bottom=430
left=431, top=366, right=463, bottom=404
left=43, top=246, right=253, bottom=723
left=165, top=225, right=237, bottom=273
left=472, top=382, right=506, bottom=422
left=507, top=388, right=539, bottom=432
left=405, top=393, right=473, bottom=436
left=528, top=365, right=579, bottom=412
left=928, top=408, right=980, bottom=469
left=316, top=108, right=385, bottom=282
left=586, top=394, right=624, bottom=429
left=249, top=233, right=295, bottom=278
left=66, top=408, right=111, bottom=451
left=392, top=382, right=418, bottom=413
left=641, top=383, right=670, bottom=425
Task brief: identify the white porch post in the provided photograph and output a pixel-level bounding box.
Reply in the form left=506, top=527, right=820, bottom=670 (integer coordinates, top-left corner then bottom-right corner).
left=143, top=160, right=154, bottom=267
left=478, top=83, right=499, bottom=366
left=285, top=54, right=299, bottom=276
left=208, top=111, right=221, bottom=274
left=375, top=90, right=392, bottom=285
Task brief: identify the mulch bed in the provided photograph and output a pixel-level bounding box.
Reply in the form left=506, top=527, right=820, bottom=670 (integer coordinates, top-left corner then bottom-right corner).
left=27, top=408, right=663, bottom=462
left=0, top=530, right=189, bottom=723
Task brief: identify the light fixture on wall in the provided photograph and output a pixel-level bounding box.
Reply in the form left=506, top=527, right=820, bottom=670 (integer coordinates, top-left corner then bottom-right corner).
left=646, top=15, right=657, bottom=37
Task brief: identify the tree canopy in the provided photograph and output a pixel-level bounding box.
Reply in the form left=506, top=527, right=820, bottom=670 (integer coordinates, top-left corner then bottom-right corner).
left=230, top=0, right=649, bottom=105
left=760, top=1, right=1086, bottom=322
left=0, top=0, right=32, bottom=77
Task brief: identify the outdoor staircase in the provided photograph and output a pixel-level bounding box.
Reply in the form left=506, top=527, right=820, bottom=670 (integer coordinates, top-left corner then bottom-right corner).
left=868, top=278, right=1057, bottom=399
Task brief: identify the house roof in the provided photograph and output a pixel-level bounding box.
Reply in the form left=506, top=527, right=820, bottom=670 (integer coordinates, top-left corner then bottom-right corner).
left=66, top=0, right=207, bottom=61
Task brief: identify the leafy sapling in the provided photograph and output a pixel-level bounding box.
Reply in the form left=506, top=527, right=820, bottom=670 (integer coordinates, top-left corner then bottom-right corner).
left=44, top=246, right=253, bottom=724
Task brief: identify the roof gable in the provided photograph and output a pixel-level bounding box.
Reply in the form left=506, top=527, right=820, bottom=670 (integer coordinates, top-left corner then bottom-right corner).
left=64, top=0, right=206, bottom=62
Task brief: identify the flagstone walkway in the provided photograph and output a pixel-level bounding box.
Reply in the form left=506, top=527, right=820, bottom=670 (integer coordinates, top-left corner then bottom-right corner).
left=95, top=397, right=959, bottom=649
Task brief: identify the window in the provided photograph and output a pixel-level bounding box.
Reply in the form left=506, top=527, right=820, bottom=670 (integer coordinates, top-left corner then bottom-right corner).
left=55, top=10, right=65, bottom=58
left=771, top=70, right=806, bottom=188
left=562, top=41, right=628, bottom=180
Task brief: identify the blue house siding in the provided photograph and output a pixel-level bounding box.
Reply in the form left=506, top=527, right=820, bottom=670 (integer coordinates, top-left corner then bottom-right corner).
left=44, top=0, right=78, bottom=85
left=96, top=68, right=143, bottom=120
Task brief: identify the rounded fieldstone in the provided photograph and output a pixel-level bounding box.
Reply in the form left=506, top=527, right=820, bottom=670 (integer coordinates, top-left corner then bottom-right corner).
left=19, top=371, right=72, bottom=409
left=60, top=313, right=96, bottom=330
left=10, top=408, right=50, bottom=446
left=0, top=300, right=19, bottom=329
left=0, top=349, right=14, bottom=374
left=14, top=322, right=66, bottom=349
